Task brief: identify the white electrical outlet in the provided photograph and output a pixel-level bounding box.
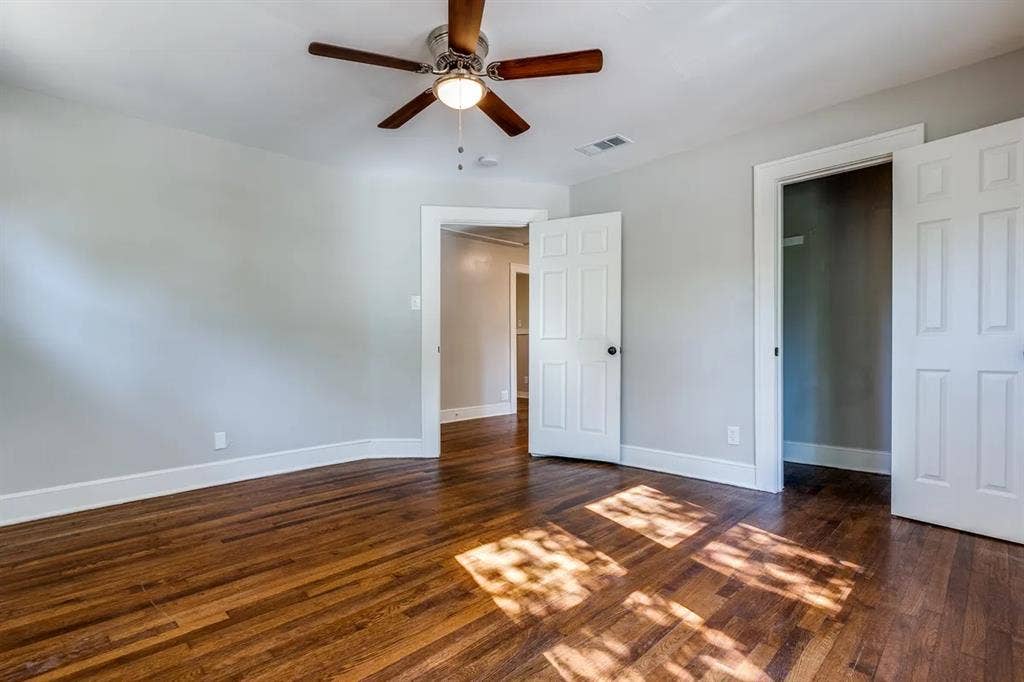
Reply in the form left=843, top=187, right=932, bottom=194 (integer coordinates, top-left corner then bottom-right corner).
left=727, top=426, right=740, bottom=446
left=501, top=389, right=510, bottom=401
left=410, top=295, right=421, bottom=310
left=214, top=432, right=228, bottom=450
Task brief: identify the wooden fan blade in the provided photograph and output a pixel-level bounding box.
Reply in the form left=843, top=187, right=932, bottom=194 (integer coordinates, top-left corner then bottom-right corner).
left=308, top=42, right=429, bottom=73
left=488, top=49, right=602, bottom=80
left=448, top=0, right=485, bottom=55
left=378, top=90, right=437, bottom=129
left=477, top=90, right=529, bottom=137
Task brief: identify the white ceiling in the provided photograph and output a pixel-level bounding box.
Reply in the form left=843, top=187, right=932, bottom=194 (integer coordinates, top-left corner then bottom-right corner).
left=2, top=1, right=1023, bottom=185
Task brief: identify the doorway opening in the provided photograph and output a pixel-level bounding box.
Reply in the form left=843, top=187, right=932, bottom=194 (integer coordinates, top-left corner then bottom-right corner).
left=751, top=124, right=923, bottom=493
left=781, top=163, right=893, bottom=486
left=421, top=206, right=548, bottom=459
left=439, top=223, right=529, bottom=455
left=422, top=208, right=622, bottom=464
left=512, top=267, right=530, bottom=412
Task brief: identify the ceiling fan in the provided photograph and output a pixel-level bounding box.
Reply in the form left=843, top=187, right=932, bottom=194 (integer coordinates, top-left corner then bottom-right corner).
left=307, top=0, right=603, bottom=137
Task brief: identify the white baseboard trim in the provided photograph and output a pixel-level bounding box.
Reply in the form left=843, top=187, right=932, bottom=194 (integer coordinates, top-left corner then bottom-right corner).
left=0, top=437, right=427, bottom=527
left=440, top=401, right=514, bottom=424
left=783, top=440, right=891, bottom=475
left=367, top=438, right=424, bottom=458
left=620, top=444, right=758, bottom=489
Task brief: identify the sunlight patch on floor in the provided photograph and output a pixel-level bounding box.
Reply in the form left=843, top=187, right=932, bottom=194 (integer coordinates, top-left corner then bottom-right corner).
left=455, top=522, right=626, bottom=623
left=693, top=522, right=860, bottom=614
left=623, top=590, right=704, bottom=628
left=584, top=484, right=712, bottom=547
left=545, top=637, right=637, bottom=682
left=538, top=523, right=861, bottom=680
left=543, top=590, right=771, bottom=681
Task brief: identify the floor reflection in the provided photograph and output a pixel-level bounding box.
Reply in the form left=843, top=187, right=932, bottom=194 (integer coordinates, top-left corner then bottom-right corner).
left=585, top=485, right=713, bottom=547
left=455, top=522, right=627, bottom=623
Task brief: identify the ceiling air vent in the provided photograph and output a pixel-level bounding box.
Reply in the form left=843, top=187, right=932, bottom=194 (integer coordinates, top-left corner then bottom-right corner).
left=575, top=134, right=633, bottom=157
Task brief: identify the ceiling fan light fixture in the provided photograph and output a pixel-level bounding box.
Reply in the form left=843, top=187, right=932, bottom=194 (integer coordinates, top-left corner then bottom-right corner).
left=309, top=0, right=604, bottom=137
left=433, top=72, right=486, bottom=110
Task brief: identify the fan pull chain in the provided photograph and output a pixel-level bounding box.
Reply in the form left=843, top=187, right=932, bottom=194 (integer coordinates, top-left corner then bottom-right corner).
left=457, top=107, right=464, bottom=171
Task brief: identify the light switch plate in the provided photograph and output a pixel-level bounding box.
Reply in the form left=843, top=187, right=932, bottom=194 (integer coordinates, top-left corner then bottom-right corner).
left=410, top=295, right=421, bottom=310
left=727, top=426, right=740, bottom=446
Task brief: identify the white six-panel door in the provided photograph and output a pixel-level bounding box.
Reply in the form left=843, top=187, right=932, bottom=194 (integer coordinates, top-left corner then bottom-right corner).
left=892, top=117, right=1024, bottom=543
left=529, top=212, right=622, bottom=462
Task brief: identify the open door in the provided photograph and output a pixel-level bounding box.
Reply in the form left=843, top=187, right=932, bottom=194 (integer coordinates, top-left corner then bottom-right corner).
left=892, top=117, right=1024, bottom=543
left=529, top=212, right=621, bottom=462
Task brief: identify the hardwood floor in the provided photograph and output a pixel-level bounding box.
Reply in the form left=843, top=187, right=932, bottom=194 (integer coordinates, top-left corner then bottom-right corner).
left=2, top=400, right=1021, bottom=680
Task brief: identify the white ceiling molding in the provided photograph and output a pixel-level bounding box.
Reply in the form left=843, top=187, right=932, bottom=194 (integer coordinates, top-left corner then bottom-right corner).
left=441, top=225, right=528, bottom=246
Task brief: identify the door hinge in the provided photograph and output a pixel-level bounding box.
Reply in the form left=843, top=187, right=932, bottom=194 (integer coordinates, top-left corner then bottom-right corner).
left=774, top=347, right=779, bottom=357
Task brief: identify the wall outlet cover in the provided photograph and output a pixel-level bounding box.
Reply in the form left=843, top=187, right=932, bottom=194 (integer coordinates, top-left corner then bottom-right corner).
left=410, top=295, right=421, bottom=310
left=727, top=426, right=740, bottom=446
left=500, top=389, right=510, bottom=401
left=214, top=432, right=228, bottom=450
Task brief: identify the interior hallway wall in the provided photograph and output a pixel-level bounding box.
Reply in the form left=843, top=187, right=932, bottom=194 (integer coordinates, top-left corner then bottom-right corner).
left=782, top=164, right=892, bottom=463
left=440, top=233, right=527, bottom=412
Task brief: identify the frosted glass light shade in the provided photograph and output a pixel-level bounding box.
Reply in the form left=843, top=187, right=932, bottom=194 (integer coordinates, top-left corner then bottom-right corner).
left=434, top=74, right=486, bottom=110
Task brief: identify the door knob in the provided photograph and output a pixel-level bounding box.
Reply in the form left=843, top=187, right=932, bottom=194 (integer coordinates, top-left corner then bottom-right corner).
left=607, top=346, right=618, bottom=356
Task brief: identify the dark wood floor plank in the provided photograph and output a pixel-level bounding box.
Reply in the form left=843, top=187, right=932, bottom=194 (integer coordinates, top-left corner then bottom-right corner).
left=1, top=400, right=1016, bottom=680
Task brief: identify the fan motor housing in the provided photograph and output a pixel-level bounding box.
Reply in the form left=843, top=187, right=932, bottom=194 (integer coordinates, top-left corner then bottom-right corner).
left=427, top=24, right=489, bottom=72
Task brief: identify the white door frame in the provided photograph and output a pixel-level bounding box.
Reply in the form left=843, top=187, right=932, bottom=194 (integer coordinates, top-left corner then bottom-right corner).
left=752, top=124, right=924, bottom=493
left=509, top=263, right=530, bottom=403
left=421, top=206, right=548, bottom=458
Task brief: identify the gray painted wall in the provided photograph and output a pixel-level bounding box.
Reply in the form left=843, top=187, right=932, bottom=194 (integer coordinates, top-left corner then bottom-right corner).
left=782, top=164, right=892, bottom=453
left=571, top=48, right=1024, bottom=466
left=440, top=232, right=527, bottom=410
left=5, top=48, right=1024, bottom=494
left=0, top=86, right=568, bottom=494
